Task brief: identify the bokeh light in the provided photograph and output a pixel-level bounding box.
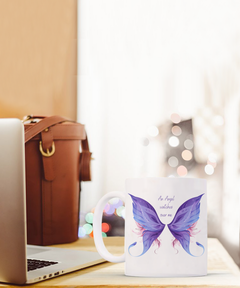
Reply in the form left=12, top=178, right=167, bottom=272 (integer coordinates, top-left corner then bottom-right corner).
left=177, top=165, right=188, bottom=176
left=116, top=206, right=125, bottom=218
left=184, top=139, right=194, bottom=150
left=181, top=150, right=192, bottom=161
left=102, top=223, right=110, bottom=233
left=147, top=126, right=159, bottom=137
left=83, top=198, right=126, bottom=239
left=170, top=113, right=181, bottom=124
left=168, top=136, right=179, bottom=147
left=104, top=203, right=115, bottom=215
left=83, top=223, right=93, bottom=235
left=205, top=164, right=214, bottom=175
left=78, top=226, right=86, bottom=238
left=171, top=125, right=182, bottom=136
left=168, top=156, right=179, bottom=167
left=109, top=198, right=123, bottom=209
left=121, top=209, right=125, bottom=219
left=109, top=198, right=119, bottom=205
left=104, top=203, right=110, bottom=213
left=85, top=212, right=94, bottom=224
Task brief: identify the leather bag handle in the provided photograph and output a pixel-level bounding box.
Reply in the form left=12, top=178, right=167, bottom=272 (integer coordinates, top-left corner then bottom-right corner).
left=79, top=135, right=92, bottom=181
left=24, top=115, right=74, bottom=143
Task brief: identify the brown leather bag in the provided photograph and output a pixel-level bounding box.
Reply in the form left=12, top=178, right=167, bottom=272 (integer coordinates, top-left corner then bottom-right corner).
left=24, top=115, right=91, bottom=245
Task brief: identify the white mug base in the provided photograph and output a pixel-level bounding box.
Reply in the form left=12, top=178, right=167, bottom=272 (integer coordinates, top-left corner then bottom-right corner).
left=124, top=271, right=208, bottom=277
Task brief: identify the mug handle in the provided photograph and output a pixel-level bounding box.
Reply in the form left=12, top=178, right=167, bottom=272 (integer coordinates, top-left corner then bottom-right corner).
left=93, top=191, right=125, bottom=263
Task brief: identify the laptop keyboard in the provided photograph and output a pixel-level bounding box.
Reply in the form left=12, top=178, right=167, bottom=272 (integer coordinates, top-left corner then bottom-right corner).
left=27, top=259, right=58, bottom=271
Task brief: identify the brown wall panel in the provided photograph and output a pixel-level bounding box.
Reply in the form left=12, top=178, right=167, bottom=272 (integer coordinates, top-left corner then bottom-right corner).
left=0, top=0, right=77, bottom=120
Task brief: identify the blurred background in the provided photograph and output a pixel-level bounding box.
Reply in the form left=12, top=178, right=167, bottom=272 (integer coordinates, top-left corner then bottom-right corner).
left=78, top=0, right=240, bottom=266
left=0, top=0, right=239, bottom=266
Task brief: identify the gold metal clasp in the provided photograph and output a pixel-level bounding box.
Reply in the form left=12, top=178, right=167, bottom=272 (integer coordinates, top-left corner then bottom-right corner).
left=22, top=115, right=32, bottom=123
left=39, top=141, right=55, bottom=157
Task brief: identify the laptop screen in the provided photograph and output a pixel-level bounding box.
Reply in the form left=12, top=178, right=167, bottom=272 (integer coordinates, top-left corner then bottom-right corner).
left=0, top=119, right=27, bottom=284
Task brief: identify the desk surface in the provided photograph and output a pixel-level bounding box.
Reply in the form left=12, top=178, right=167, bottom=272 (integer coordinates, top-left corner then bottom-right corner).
left=3, top=237, right=240, bottom=287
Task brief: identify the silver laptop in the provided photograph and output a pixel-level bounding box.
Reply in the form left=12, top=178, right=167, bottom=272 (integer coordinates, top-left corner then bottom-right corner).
left=0, top=118, right=104, bottom=284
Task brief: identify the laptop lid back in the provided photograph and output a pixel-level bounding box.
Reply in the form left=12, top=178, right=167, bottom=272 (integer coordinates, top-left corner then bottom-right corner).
left=0, top=119, right=27, bottom=284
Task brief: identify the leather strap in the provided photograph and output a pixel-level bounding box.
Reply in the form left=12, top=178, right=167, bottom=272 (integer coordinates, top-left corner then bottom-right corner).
left=41, top=128, right=55, bottom=181
left=80, top=135, right=92, bottom=181
left=24, top=115, right=73, bottom=143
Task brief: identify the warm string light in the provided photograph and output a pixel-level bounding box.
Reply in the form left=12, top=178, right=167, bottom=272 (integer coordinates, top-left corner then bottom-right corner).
left=167, top=113, right=192, bottom=177
left=168, top=114, right=220, bottom=178
left=148, top=113, right=220, bottom=179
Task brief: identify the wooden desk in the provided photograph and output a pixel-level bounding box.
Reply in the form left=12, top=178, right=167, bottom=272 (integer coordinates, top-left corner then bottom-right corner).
left=2, top=237, right=240, bottom=287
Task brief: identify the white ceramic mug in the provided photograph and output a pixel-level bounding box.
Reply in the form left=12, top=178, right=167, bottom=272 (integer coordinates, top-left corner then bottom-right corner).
left=93, top=177, right=207, bottom=277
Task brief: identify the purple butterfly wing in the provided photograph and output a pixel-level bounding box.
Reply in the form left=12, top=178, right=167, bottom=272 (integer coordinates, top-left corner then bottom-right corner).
left=128, top=194, right=165, bottom=257
left=168, top=194, right=205, bottom=256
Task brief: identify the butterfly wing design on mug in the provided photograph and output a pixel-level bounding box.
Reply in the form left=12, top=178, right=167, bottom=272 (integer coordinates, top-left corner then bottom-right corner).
left=129, top=193, right=205, bottom=257
left=168, top=194, right=205, bottom=257
left=128, top=194, right=165, bottom=257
